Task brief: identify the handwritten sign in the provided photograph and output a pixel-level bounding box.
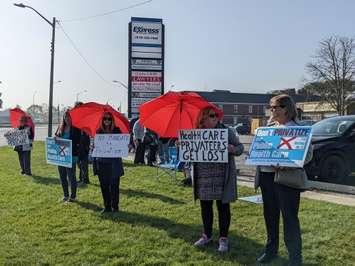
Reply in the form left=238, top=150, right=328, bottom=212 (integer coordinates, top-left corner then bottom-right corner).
left=179, top=129, right=228, bottom=163
left=246, top=126, right=312, bottom=167
left=46, top=137, right=72, bottom=167
left=92, top=134, right=130, bottom=158
left=4, top=128, right=29, bottom=146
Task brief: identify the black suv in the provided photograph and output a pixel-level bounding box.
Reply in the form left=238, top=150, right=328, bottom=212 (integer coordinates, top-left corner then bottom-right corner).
left=305, top=115, right=355, bottom=183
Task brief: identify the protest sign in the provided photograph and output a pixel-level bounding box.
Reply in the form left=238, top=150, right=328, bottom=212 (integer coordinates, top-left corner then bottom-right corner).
left=92, top=134, right=130, bottom=158
left=239, top=195, right=263, bottom=204
left=246, top=126, right=312, bottom=167
left=179, top=129, right=228, bottom=163
left=4, top=128, right=29, bottom=146
left=46, top=137, right=72, bottom=167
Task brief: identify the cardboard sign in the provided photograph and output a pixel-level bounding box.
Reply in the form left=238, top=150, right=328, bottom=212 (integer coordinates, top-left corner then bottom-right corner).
left=179, top=129, right=228, bottom=163
left=246, top=126, right=312, bottom=167
left=46, top=137, right=72, bottom=168
left=4, top=128, right=29, bottom=146
left=92, top=134, right=130, bottom=158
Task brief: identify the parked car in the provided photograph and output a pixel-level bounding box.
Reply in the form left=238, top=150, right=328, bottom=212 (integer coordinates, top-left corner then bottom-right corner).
left=299, top=119, right=316, bottom=126
left=305, top=115, right=355, bottom=182
left=234, top=123, right=250, bottom=135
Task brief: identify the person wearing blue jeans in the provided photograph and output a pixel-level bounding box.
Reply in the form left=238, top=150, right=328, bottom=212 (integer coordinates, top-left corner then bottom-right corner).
left=55, top=110, right=81, bottom=202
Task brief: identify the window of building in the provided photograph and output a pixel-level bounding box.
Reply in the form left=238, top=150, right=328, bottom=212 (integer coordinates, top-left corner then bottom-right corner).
left=234, top=104, right=238, bottom=113
left=249, top=105, right=253, bottom=113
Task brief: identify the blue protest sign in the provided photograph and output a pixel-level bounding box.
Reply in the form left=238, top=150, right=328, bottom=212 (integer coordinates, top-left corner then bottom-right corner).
left=46, top=137, right=72, bottom=168
left=246, top=126, right=312, bottom=167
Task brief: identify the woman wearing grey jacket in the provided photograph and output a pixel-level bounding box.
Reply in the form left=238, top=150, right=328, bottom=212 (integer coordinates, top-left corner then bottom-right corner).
left=255, top=94, right=313, bottom=266
left=192, top=107, right=244, bottom=253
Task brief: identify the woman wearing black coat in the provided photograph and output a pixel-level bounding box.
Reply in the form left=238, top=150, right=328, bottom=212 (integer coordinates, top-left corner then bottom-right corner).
left=15, top=115, right=34, bottom=176
left=55, top=110, right=81, bottom=202
left=96, top=112, right=124, bottom=214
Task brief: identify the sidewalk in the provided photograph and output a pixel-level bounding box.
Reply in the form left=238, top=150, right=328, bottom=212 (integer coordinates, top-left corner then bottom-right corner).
left=238, top=175, right=355, bottom=207
left=126, top=153, right=355, bottom=207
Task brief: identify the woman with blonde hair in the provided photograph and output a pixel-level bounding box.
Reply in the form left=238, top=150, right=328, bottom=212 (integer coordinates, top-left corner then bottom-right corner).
left=255, top=94, right=313, bottom=265
left=192, top=107, right=244, bottom=252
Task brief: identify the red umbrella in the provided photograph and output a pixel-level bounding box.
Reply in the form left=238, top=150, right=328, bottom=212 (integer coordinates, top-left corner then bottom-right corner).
left=139, top=91, right=223, bottom=137
left=69, top=102, right=130, bottom=136
left=10, top=108, right=35, bottom=137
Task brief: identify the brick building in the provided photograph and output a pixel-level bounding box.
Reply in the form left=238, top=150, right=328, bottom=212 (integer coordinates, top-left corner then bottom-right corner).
left=194, top=89, right=315, bottom=126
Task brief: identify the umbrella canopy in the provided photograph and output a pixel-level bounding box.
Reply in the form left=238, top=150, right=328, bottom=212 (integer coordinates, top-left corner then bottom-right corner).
left=9, top=108, right=35, bottom=137
left=139, top=91, right=223, bottom=137
left=69, top=102, right=130, bottom=136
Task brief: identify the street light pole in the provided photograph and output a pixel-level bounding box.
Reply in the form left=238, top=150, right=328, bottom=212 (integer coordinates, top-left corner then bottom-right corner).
left=112, top=80, right=128, bottom=113
left=32, top=90, right=37, bottom=106
left=75, top=90, right=87, bottom=102
left=14, top=3, right=56, bottom=137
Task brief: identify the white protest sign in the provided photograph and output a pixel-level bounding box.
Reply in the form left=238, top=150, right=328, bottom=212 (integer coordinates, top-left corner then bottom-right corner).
left=179, top=129, right=228, bottom=163
left=92, top=134, right=130, bottom=158
left=4, top=128, right=29, bottom=146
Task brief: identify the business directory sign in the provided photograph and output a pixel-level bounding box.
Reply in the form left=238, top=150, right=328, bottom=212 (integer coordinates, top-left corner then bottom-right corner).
left=128, top=17, right=164, bottom=118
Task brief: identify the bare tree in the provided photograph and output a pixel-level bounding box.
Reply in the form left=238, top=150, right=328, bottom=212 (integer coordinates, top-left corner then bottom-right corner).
left=306, top=36, right=355, bottom=115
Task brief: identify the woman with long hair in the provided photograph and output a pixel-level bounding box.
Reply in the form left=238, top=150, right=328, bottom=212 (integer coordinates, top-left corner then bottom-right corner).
left=255, top=94, right=313, bottom=265
left=14, top=115, right=34, bottom=176
left=55, top=110, right=81, bottom=202
left=96, top=112, right=124, bottom=213
left=193, top=107, right=244, bottom=252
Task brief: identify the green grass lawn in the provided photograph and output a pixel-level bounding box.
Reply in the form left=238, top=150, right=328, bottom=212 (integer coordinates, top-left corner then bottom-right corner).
left=0, top=142, right=354, bottom=265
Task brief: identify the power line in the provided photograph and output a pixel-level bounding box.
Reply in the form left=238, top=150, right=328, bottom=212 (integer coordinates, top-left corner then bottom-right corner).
left=60, top=0, right=153, bottom=23
left=57, top=21, right=112, bottom=87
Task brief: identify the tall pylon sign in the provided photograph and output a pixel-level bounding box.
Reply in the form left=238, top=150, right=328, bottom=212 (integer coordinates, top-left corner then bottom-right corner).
left=128, top=17, right=165, bottom=118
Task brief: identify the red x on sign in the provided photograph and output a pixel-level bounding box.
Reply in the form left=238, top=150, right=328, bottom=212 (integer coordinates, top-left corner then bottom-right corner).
left=277, top=136, right=297, bottom=150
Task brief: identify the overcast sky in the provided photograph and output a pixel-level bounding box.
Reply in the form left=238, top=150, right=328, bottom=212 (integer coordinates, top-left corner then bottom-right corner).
left=1, top=0, right=355, bottom=113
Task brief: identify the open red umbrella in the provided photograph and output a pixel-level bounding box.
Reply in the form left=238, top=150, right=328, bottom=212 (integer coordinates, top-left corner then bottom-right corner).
left=139, top=91, right=223, bottom=137
left=69, top=102, right=130, bottom=136
left=10, top=108, right=35, bottom=137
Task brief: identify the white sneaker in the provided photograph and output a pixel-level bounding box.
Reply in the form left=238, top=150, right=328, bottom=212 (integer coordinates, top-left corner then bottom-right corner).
left=218, top=237, right=229, bottom=252
left=194, top=234, right=212, bottom=247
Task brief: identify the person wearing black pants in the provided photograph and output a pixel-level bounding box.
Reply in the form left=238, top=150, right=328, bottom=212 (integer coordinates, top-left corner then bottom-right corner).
left=192, top=107, right=244, bottom=253
left=55, top=110, right=81, bottom=202
left=200, top=200, right=231, bottom=240
left=259, top=172, right=302, bottom=263
left=14, top=115, right=34, bottom=176
left=96, top=112, right=124, bottom=213
left=78, top=131, right=90, bottom=184
left=133, top=119, right=145, bottom=164
left=255, top=94, right=313, bottom=266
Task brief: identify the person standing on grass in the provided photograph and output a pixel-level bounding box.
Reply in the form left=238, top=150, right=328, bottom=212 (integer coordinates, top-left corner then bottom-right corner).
left=96, top=112, right=124, bottom=214
left=74, top=102, right=91, bottom=185
left=133, top=118, right=145, bottom=164
left=55, top=110, right=81, bottom=203
left=193, top=107, right=244, bottom=253
left=14, top=115, right=34, bottom=176
left=254, top=94, right=313, bottom=266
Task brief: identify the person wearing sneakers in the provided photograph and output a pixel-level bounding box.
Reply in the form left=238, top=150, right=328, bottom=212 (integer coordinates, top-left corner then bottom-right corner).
left=95, top=112, right=124, bottom=214
left=192, top=107, right=244, bottom=252
left=254, top=94, right=313, bottom=266
left=55, top=110, right=81, bottom=203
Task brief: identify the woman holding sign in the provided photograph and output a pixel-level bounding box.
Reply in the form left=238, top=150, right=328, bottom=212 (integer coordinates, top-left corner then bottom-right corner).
left=95, top=112, right=124, bottom=214
left=55, top=110, right=81, bottom=202
left=254, top=94, right=313, bottom=265
left=15, top=115, right=34, bottom=176
left=193, top=107, right=244, bottom=253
